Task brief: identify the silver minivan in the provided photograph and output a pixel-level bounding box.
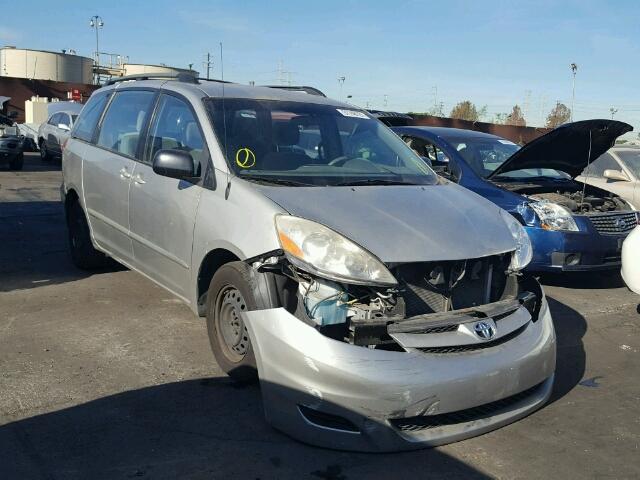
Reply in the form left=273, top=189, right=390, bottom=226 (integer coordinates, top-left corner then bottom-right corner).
left=62, top=74, right=556, bottom=452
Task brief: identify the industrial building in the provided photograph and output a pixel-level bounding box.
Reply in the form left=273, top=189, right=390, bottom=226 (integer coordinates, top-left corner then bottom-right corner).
left=0, top=46, right=198, bottom=124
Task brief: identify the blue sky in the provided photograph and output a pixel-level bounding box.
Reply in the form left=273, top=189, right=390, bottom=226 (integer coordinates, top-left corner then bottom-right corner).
left=2, top=0, right=639, bottom=135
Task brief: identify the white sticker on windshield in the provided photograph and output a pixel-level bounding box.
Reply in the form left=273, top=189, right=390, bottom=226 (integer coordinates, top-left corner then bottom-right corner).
left=498, top=139, right=517, bottom=145
left=337, top=108, right=369, bottom=119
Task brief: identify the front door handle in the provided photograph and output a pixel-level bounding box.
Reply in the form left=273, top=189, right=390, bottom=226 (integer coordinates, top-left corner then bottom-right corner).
left=133, top=174, right=146, bottom=185
left=119, top=167, right=131, bottom=179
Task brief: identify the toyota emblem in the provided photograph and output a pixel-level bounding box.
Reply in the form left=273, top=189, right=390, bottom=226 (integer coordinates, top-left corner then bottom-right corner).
left=474, top=321, right=496, bottom=340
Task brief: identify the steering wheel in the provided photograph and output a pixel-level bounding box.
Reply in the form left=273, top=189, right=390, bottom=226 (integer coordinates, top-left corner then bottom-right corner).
left=328, top=156, right=350, bottom=166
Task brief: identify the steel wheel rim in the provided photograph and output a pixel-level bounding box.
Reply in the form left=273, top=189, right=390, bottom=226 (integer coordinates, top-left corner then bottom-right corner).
left=215, top=285, right=250, bottom=362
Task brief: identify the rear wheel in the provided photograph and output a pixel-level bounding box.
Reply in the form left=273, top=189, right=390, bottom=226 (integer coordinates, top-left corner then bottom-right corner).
left=39, top=140, right=51, bottom=162
left=9, top=153, right=23, bottom=170
left=206, top=262, right=273, bottom=383
left=67, top=200, right=107, bottom=269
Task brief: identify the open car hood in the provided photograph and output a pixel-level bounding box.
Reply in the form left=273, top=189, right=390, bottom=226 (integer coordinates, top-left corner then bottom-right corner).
left=488, top=119, right=633, bottom=179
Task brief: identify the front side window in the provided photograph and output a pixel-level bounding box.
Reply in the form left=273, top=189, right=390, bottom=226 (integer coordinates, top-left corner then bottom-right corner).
left=617, top=150, right=640, bottom=179
left=582, top=152, right=621, bottom=178
left=206, top=98, right=436, bottom=186
left=144, top=94, right=206, bottom=175
left=97, top=90, right=155, bottom=158
left=72, top=91, right=110, bottom=143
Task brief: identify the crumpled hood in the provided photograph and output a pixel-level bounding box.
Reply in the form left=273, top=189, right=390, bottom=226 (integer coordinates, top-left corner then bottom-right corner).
left=488, top=119, right=633, bottom=179
left=255, top=182, right=516, bottom=264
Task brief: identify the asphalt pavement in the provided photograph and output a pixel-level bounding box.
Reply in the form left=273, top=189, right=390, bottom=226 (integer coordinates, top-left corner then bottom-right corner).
left=1, top=154, right=638, bottom=479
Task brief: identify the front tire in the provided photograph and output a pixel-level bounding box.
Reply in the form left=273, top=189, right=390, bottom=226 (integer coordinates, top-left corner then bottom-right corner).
left=39, top=140, right=51, bottom=162
left=206, top=262, right=272, bottom=383
left=9, top=153, right=23, bottom=170
left=67, top=201, right=107, bottom=269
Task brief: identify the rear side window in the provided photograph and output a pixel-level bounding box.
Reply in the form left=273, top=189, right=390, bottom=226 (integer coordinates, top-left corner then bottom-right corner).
left=582, top=153, right=619, bottom=178
left=72, top=92, right=110, bottom=143
left=97, top=90, right=156, bottom=159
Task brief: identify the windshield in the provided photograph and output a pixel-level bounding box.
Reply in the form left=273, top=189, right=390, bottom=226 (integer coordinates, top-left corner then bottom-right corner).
left=618, top=150, right=640, bottom=179
left=206, top=98, right=437, bottom=186
left=444, top=136, right=570, bottom=180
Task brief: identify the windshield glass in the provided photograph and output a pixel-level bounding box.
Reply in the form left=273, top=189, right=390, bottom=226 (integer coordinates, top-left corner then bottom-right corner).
left=444, top=136, right=570, bottom=180
left=206, top=98, right=437, bottom=186
left=618, top=150, right=640, bottom=179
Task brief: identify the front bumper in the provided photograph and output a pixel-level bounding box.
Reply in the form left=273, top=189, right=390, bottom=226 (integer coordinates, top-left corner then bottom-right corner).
left=243, top=298, right=556, bottom=452
left=525, top=225, right=628, bottom=272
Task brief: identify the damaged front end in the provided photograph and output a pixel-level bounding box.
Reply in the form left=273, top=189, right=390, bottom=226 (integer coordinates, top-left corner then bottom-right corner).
left=239, top=214, right=555, bottom=452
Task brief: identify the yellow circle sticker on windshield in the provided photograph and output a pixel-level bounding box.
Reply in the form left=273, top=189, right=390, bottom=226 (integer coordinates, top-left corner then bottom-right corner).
left=235, top=147, right=256, bottom=168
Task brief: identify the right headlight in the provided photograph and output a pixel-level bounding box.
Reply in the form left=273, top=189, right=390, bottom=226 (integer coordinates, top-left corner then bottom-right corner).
left=275, top=215, right=397, bottom=286
left=500, top=209, right=533, bottom=271
left=529, top=200, right=579, bottom=232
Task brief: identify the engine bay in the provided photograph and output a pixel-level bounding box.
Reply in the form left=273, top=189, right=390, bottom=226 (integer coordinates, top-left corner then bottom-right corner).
left=493, top=178, right=630, bottom=214
left=254, top=252, right=537, bottom=349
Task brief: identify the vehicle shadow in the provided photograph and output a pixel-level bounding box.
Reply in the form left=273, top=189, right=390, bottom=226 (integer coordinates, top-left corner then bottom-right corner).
left=0, top=200, right=122, bottom=292
left=1, top=378, right=491, bottom=480
left=0, top=153, right=62, bottom=173
left=545, top=296, right=587, bottom=404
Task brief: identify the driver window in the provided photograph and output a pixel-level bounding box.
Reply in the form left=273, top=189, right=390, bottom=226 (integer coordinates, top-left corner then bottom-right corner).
left=144, top=94, right=206, bottom=176
left=582, top=153, right=619, bottom=178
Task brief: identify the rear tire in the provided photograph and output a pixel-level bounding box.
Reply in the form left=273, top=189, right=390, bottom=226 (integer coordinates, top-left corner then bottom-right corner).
left=206, top=262, right=274, bottom=383
left=66, top=200, right=107, bottom=269
left=9, top=153, right=23, bottom=170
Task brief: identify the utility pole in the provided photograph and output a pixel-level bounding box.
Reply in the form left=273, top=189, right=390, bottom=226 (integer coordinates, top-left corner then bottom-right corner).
left=203, top=53, right=212, bottom=79
left=610, top=107, right=618, bottom=119
left=89, top=15, right=104, bottom=84
left=337, top=76, right=346, bottom=100
left=383, top=94, right=388, bottom=108
left=570, top=63, right=578, bottom=122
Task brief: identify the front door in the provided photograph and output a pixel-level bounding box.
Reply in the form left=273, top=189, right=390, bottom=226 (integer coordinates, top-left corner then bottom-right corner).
left=128, top=93, right=206, bottom=298
left=82, top=89, right=156, bottom=263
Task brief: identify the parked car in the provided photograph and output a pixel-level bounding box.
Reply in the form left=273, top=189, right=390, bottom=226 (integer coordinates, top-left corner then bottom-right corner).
left=576, top=146, right=640, bottom=209
left=0, top=124, right=25, bottom=170
left=62, top=74, right=555, bottom=452
left=622, top=226, right=640, bottom=295
left=38, top=110, right=78, bottom=161
left=394, top=121, right=637, bottom=273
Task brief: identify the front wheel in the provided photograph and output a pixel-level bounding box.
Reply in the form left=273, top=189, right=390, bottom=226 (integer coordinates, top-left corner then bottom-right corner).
left=9, top=153, right=23, bottom=170
left=206, top=262, right=271, bottom=383
left=39, top=140, right=51, bottom=162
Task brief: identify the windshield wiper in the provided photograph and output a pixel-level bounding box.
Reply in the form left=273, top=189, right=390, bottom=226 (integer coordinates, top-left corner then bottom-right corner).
left=333, top=179, right=416, bottom=186
left=242, top=176, right=317, bottom=187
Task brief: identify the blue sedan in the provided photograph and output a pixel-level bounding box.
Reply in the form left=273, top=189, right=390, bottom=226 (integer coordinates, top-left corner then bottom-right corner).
left=393, top=120, right=637, bottom=272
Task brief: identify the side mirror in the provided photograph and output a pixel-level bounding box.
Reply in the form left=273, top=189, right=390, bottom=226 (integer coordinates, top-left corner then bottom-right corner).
left=57, top=123, right=70, bottom=131
left=152, top=149, right=195, bottom=180
left=603, top=169, right=630, bottom=182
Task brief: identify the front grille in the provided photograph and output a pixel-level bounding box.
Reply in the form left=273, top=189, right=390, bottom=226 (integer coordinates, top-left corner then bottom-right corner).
left=589, top=212, right=637, bottom=235
left=415, top=322, right=529, bottom=354
left=390, top=381, right=545, bottom=432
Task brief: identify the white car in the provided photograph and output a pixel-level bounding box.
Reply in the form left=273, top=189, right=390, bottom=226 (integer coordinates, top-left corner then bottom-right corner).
left=37, top=110, right=79, bottom=161
left=622, top=226, right=640, bottom=294
left=577, top=146, right=640, bottom=210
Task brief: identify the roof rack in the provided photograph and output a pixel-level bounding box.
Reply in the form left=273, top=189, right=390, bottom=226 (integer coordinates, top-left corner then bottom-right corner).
left=104, top=72, right=199, bottom=86
left=262, top=85, right=326, bottom=97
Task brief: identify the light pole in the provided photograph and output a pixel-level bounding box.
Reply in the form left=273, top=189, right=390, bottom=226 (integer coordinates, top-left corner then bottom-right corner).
left=570, top=63, right=577, bottom=122
left=337, top=76, right=345, bottom=100
left=89, top=15, right=104, bottom=84
left=610, top=107, right=618, bottom=119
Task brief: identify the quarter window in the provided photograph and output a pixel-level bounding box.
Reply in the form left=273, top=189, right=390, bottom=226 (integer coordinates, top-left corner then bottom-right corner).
left=97, top=90, right=155, bottom=159
left=72, top=91, right=110, bottom=143
left=144, top=94, right=206, bottom=174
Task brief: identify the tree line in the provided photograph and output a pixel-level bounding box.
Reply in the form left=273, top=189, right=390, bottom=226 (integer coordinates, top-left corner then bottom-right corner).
left=413, top=100, right=572, bottom=128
